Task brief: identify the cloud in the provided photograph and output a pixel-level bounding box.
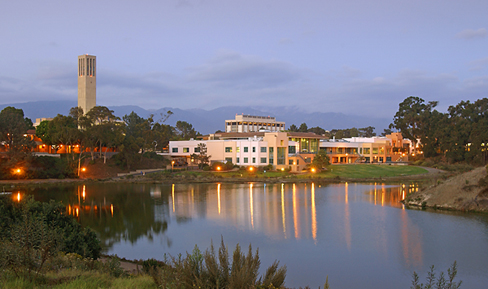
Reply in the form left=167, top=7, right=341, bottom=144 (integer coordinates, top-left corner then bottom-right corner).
left=469, top=57, right=488, bottom=71
left=456, top=28, right=487, bottom=40
left=188, top=51, right=302, bottom=89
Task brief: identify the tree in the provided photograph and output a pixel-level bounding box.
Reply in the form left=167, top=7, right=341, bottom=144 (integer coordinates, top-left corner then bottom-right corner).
left=308, top=126, right=326, bottom=135
left=311, top=150, right=330, bottom=171
left=175, top=121, right=199, bottom=140
left=359, top=126, right=376, bottom=137
left=191, top=143, right=210, bottom=169
left=0, top=107, right=34, bottom=162
left=381, top=128, right=393, bottom=136
left=288, top=124, right=298, bottom=132
left=390, top=96, right=438, bottom=147
left=298, top=123, right=308, bottom=132
left=84, top=106, right=121, bottom=161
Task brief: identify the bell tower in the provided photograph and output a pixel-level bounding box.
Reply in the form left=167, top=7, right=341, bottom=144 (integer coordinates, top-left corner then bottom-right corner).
left=78, top=54, right=96, bottom=115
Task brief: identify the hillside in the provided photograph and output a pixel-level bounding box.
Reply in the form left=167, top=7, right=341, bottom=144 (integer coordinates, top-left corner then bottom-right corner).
left=404, top=166, right=488, bottom=212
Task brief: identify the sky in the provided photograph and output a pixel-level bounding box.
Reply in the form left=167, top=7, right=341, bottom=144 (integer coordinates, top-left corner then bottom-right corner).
left=0, top=0, right=487, bottom=118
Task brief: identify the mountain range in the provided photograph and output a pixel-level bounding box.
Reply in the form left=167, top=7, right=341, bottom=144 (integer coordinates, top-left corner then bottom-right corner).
left=0, top=100, right=393, bottom=135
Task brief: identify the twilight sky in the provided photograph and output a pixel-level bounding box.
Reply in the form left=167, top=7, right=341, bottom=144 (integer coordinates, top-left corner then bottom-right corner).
left=1, top=0, right=487, bottom=118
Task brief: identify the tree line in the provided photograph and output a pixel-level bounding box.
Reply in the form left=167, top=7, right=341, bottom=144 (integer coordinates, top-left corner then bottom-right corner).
left=0, top=105, right=201, bottom=178
left=390, top=96, right=488, bottom=165
left=287, top=122, right=378, bottom=138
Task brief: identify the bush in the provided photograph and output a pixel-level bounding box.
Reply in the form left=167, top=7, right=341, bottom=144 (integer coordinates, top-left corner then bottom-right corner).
left=0, top=197, right=101, bottom=260
left=148, top=239, right=287, bottom=289
left=411, top=261, right=462, bottom=289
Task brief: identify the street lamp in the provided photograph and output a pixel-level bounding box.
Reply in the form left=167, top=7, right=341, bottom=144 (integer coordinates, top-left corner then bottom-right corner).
left=171, top=160, right=175, bottom=172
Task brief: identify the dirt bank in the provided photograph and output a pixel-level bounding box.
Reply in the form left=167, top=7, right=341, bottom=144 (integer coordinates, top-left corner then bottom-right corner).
left=404, top=166, right=488, bottom=212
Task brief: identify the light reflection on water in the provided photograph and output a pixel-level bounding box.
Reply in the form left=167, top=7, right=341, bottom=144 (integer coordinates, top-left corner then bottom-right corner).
left=21, top=182, right=488, bottom=289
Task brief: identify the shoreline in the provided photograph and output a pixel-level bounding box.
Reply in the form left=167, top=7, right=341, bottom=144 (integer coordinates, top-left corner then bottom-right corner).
left=0, top=168, right=448, bottom=187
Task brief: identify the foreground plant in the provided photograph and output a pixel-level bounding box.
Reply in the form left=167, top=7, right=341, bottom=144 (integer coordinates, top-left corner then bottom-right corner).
left=148, top=238, right=287, bottom=289
left=411, top=261, right=462, bottom=289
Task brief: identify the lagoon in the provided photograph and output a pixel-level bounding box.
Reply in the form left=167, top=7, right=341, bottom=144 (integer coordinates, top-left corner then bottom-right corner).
left=18, top=182, right=488, bottom=288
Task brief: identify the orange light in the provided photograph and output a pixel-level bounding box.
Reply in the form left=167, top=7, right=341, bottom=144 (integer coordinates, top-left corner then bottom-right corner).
left=281, top=168, right=285, bottom=171
left=81, top=167, right=86, bottom=172
left=16, top=169, right=21, bottom=174
left=311, top=168, right=316, bottom=173
left=216, top=166, right=221, bottom=171
left=17, top=192, right=21, bottom=202
left=249, top=167, right=254, bottom=171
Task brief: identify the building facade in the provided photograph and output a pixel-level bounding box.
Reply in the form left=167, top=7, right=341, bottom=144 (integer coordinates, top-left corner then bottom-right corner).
left=320, top=133, right=411, bottom=164
left=78, top=54, right=96, bottom=115
left=168, top=132, right=291, bottom=170
left=225, top=114, right=285, bottom=133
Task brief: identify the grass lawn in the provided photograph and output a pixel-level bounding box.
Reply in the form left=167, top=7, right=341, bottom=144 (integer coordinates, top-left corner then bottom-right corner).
left=318, top=164, right=428, bottom=179
left=165, top=164, right=428, bottom=180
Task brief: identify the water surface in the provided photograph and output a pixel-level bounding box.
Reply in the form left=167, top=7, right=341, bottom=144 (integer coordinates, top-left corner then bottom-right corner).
left=18, top=182, right=488, bottom=288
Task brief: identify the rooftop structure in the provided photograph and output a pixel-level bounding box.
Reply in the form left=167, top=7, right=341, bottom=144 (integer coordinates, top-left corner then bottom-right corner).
left=225, top=114, right=285, bottom=133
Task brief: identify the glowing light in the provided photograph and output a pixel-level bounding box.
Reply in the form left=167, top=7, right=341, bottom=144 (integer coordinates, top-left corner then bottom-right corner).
left=111, top=204, right=114, bottom=216
left=172, top=184, right=175, bottom=212
left=217, top=183, right=221, bottom=215
left=249, top=167, right=254, bottom=172
left=293, top=183, right=299, bottom=239
left=17, top=192, right=21, bottom=202
left=82, top=185, right=86, bottom=201
left=249, top=183, right=254, bottom=229
left=281, top=168, right=285, bottom=171
left=81, top=167, right=86, bottom=172
left=311, top=183, right=317, bottom=243
left=281, top=183, right=286, bottom=238
left=311, top=168, right=316, bottom=173
left=216, top=166, right=221, bottom=171
left=16, top=169, right=21, bottom=174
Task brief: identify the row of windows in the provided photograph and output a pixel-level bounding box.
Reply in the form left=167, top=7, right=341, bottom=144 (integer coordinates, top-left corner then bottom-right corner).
left=172, top=147, right=201, bottom=153
left=225, top=146, right=267, bottom=153
left=234, top=157, right=268, bottom=164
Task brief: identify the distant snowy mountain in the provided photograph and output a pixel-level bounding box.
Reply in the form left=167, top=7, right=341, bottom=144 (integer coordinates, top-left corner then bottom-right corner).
left=0, top=101, right=392, bottom=135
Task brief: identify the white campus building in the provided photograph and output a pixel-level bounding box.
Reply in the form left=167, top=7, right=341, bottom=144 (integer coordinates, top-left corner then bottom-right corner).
left=168, top=132, right=290, bottom=169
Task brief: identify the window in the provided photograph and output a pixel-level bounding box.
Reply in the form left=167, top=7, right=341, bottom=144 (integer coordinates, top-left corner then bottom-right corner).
left=261, top=147, right=267, bottom=153
left=236, top=147, right=240, bottom=153
left=236, top=157, right=240, bottom=163
left=277, top=147, right=286, bottom=165
left=172, top=147, right=178, bottom=153
left=183, top=147, right=189, bottom=153
left=225, top=147, right=232, bottom=153
left=288, top=146, right=296, bottom=154
left=269, top=147, right=274, bottom=164
left=364, top=148, right=371, bottom=154
left=244, top=147, right=249, bottom=152
left=373, top=148, right=379, bottom=154
left=252, top=147, right=256, bottom=153
left=252, top=157, right=256, bottom=163
left=225, top=157, right=233, bottom=164
left=194, top=147, right=200, bottom=153
left=261, top=157, right=267, bottom=164
left=244, top=157, right=249, bottom=163
left=289, top=159, right=293, bottom=165
left=280, top=140, right=284, bottom=146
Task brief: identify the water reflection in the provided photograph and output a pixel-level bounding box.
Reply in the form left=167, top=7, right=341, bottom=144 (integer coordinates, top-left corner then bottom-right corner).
left=17, top=182, right=488, bottom=289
